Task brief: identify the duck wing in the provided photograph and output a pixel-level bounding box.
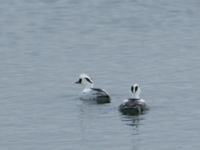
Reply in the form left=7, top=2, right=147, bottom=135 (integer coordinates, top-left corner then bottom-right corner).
left=124, top=98, right=140, bottom=108
left=91, top=88, right=111, bottom=104
left=91, top=88, right=109, bottom=96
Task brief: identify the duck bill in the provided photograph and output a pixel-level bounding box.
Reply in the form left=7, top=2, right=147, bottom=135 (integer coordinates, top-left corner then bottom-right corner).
left=75, top=81, right=80, bottom=84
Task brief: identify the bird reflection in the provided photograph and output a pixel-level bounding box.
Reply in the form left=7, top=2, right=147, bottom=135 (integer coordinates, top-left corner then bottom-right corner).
left=120, top=114, right=145, bottom=129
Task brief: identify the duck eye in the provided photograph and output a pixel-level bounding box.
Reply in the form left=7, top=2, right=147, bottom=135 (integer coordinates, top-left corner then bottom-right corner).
left=85, top=77, right=93, bottom=84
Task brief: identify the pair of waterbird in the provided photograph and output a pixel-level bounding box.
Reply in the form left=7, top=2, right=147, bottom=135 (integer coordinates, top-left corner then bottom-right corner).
left=75, top=73, right=148, bottom=115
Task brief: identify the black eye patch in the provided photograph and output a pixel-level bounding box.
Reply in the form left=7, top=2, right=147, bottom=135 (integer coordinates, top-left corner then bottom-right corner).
left=85, top=77, right=93, bottom=84
left=131, top=86, right=134, bottom=93
left=135, top=86, right=138, bottom=92
left=75, top=78, right=82, bottom=84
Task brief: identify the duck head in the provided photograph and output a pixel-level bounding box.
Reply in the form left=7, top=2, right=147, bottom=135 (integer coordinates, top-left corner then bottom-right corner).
left=75, top=73, right=94, bottom=88
left=130, top=83, right=141, bottom=99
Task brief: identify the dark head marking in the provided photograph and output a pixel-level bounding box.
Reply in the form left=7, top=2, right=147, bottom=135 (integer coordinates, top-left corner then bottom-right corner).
left=75, top=78, right=82, bottom=84
left=85, top=77, right=93, bottom=84
left=131, top=86, right=134, bottom=93
left=134, top=85, right=138, bottom=93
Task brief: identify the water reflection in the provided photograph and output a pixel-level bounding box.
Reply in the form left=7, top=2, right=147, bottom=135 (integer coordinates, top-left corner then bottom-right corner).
left=78, top=99, right=112, bottom=140
left=119, top=114, right=145, bottom=150
left=120, top=114, right=146, bottom=130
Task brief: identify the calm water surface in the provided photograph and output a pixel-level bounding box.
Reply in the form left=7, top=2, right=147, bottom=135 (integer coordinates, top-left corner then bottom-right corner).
left=0, top=0, right=200, bottom=150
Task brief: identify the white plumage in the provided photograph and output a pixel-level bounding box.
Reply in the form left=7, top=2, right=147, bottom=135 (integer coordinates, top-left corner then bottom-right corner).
left=75, top=73, right=111, bottom=104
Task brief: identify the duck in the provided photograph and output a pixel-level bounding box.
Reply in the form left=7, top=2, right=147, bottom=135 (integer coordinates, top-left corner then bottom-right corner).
left=75, top=73, right=111, bottom=104
left=119, top=83, right=147, bottom=115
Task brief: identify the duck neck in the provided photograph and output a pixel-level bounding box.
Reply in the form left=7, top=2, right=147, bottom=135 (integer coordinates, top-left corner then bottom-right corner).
left=133, top=91, right=140, bottom=99
left=134, top=94, right=140, bottom=99
left=83, top=83, right=94, bottom=89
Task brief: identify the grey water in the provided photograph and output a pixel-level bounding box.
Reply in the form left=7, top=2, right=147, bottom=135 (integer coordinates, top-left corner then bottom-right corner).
left=0, top=0, right=200, bottom=149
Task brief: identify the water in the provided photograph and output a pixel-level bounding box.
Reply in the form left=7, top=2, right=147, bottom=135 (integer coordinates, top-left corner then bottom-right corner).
left=0, top=0, right=200, bottom=149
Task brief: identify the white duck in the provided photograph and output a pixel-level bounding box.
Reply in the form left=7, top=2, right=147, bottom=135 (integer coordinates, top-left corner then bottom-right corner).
left=75, top=73, right=111, bottom=104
